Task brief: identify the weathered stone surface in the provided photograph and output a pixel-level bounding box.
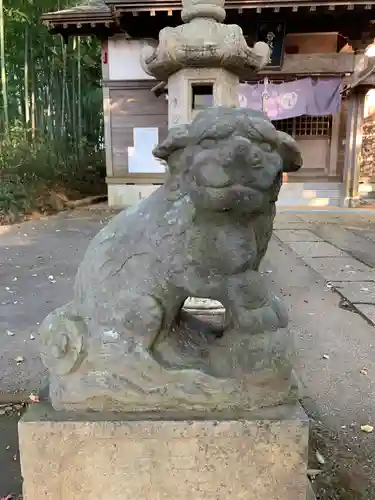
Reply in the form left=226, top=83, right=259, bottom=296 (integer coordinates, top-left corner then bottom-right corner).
left=39, top=107, right=302, bottom=412
left=360, top=109, right=375, bottom=184
left=19, top=402, right=309, bottom=500
left=274, top=229, right=323, bottom=243
left=141, top=0, right=269, bottom=80
left=287, top=241, right=346, bottom=258
left=168, top=67, right=241, bottom=125
left=304, top=256, right=375, bottom=282
left=354, top=303, right=375, bottom=325
left=183, top=297, right=225, bottom=314
left=142, top=20, right=269, bottom=80
left=332, top=281, right=375, bottom=304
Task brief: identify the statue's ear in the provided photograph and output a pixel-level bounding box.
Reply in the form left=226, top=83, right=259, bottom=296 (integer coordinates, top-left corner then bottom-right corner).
left=277, top=131, right=303, bottom=173
left=153, top=125, right=190, bottom=162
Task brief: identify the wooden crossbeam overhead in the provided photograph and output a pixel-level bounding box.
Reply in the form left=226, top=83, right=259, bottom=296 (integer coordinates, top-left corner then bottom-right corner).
left=41, top=0, right=375, bottom=22
left=41, top=0, right=375, bottom=36
left=106, top=0, right=375, bottom=10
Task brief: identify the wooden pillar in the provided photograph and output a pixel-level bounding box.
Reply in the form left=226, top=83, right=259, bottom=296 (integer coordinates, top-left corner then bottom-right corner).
left=328, top=112, right=340, bottom=176
left=342, top=91, right=366, bottom=207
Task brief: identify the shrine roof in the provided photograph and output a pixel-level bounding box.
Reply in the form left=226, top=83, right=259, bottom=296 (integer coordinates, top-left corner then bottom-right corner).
left=41, top=0, right=113, bottom=29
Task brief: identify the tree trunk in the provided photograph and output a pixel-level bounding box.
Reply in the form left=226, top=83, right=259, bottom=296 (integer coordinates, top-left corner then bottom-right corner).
left=60, top=37, right=67, bottom=137
left=0, top=0, right=8, bottom=135
left=77, top=36, right=82, bottom=145
left=24, top=26, right=29, bottom=127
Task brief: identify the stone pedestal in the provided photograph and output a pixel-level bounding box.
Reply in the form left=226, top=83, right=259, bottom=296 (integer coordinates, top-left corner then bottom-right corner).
left=19, top=403, right=311, bottom=500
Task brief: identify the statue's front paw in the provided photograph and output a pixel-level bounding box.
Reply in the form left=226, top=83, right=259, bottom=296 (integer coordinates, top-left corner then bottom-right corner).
left=239, top=290, right=288, bottom=332
left=267, top=292, right=289, bottom=329
left=40, top=304, right=86, bottom=376
left=234, top=302, right=284, bottom=335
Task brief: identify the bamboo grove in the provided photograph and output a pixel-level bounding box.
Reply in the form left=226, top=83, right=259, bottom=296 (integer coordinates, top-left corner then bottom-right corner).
left=0, top=1, right=105, bottom=219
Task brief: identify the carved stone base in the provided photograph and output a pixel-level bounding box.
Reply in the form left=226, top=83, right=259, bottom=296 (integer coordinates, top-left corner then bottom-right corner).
left=19, top=403, right=310, bottom=500
left=183, top=297, right=225, bottom=314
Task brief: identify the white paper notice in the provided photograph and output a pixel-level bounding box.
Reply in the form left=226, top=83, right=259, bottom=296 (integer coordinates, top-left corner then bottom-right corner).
left=128, top=127, right=166, bottom=174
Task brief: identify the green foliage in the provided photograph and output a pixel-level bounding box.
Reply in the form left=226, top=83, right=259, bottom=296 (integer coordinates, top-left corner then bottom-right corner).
left=0, top=0, right=105, bottom=220
left=0, top=126, right=105, bottom=220
left=0, top=176, right=28, bottom=218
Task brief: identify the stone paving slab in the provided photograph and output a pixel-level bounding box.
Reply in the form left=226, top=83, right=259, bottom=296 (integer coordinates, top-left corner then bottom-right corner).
left=350, top=227, right=375, bottom=243
left=273, top=230, right=323, bottom=242
left=275, top=220, right=375, bottom=328
left=287, top=241, right=347, bottom=258
left=355, top=304, right=375, bottom=325
left=273, top=223, right=310, bottom=230
left=272, top=215, right=307, bottom=231
left=297, top=212, right=375, bottom=226
left=307, top=224, right=375, bottom=269
left=303, top=257, right=375, bottom=282
left=332, top=281, right=375, bottom=304
left=265, top=237, right=375, bottom=432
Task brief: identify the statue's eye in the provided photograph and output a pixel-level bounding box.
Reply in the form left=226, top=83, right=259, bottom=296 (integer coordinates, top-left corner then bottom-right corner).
left=260, top=143, right=272, bottom=153
left=252, top=151, right=263, bottom=168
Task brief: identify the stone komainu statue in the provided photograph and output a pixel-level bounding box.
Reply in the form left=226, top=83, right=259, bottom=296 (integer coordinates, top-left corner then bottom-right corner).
left=40, top=107, right=302, bottom=412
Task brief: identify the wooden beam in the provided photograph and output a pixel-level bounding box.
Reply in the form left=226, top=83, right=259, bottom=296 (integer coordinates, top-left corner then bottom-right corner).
left=105, top=0, right=375, bottom=12
left=328, top=113, right=341, bottom=176
left=259, top=53, right=357, bottom=76
left=343, top=93, right=366, bottom=207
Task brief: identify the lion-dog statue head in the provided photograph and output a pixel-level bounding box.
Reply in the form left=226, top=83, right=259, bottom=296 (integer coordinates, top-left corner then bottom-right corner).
left=154, top=107, right=302, bottom=213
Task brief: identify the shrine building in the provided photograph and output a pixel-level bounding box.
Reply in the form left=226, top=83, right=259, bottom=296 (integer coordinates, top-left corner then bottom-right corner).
left=41, top=0, right=375, bottom=208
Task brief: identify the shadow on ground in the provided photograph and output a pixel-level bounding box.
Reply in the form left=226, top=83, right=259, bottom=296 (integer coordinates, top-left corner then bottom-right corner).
left=0, top=406, right=23, bottom=499
left=305, top=399, right=374, bottom=500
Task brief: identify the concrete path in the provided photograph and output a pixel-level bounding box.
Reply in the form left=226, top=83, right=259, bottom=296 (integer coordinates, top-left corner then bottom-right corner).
left=0, top=206, right=117, bottom=400
left=3, top=207, right=375, bottom=496
left=269, top=211, right=375, bottom=497
left=269, top=214, right=375, bottom=430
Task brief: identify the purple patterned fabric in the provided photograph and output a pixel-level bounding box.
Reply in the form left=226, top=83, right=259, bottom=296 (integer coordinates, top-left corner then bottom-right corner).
left=239, top=77, right=342, bottom=120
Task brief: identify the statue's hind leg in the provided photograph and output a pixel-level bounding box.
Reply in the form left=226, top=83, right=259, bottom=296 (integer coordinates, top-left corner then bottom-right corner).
left=89, top=293, right=165, bottom=351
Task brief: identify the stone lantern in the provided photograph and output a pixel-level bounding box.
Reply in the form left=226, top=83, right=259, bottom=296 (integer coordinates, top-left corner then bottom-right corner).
left=141, top=0, right=270, bottom=127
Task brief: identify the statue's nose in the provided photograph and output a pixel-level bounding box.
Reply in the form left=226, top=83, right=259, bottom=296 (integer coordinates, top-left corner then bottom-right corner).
left=193, top=163, right=231, bottom=188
